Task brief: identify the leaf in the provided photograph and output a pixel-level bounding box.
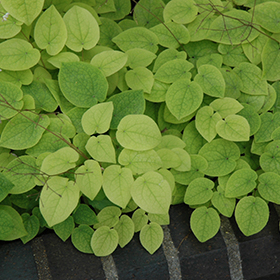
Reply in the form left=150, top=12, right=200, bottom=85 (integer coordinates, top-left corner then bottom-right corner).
left=20, top=213, right=40, bottom=244
left=116, top=115, right=161, bottom=151
left=131, top=171, right=171, bottom=214
left=53, top=216, right=75, bottom=242
left=197, top=53, right=223, bottom=69
left=91, top=51, right=128, bottom=77
left=112, top=27, right=159, bottom=53
left=156, top=149, right=181, bottom=169
left=118, top=149, right=162, bottom=174
left=75, top=160, right=103, bottom=200
left=114, top=215, right=134, bottom=248
left=1, top=0, right=44, bottom=26
left=0, top=205, right=27, bottom=240
left=72, top=204, right=98, bottom=225
left=40, top=147, right=79, bottom=176
left=235, top=196, right=269, bottom=236
left=0, top=81, right=24, bottom=119
left=47, top=52, right=80, bottom=68
left=86, top=135, right=116, bottom=163
left=103, top=165, right=134, bottom=209
left=210, top=97, right=243, bottom=118
left=58, top=62, right=108, bottom=108
left=198, top=139, right=240, bottom=176
left=166, top=79, right=203, bottom=120
left=140, top=222, right=163, bottom=254
left=63, top=5, right=100, bottom=52
left=194, top=65, right=225, bottom=98
left=163, top=0, right=198, bottom=24
left=216, top=114, right=250, bottom=142
left=126, top=48, right=156, bottom=69
left=211, top=186, right=235, bottom=218
left=39, top=177, right=80, bottom=227
left=260, top=140, right=280, bottom=175
left=225, top=168, right=257, bottom=198
left=155, top=59, right=193, bottom=83
left=190, top=206, right=220, bottom=242
left=148, top=213, right=170, bottom=225
left=171, top=148, right=191, bottom=172
left=91, top=226, right=119, bottom=257
left=233, top=62, right=268, bottom=96
left=93, top=206, right=121, bottom=229
left=125, top=67, right=154, bottom=94
left=102, top=0, right=131, bottom=20
left=156, top=135, right=186, bottom=150
left=108, top=90, right=145, bottom=129
left=0, top=69, right=33, bottom=87
left=150, top=22, right=190, bottom=49
left=254, top=2, right=280, bottom=33
left=220, top=68, right=242, bottom=99
left=0, top=173, right=14, bottom=202
left=0, top=112, right=50, bottom=150
left=82, top=102, right=113, bottom=135
left=0, top=39, right=40, bottom=71
left=94, top=0, right=116, bottom=13
left=259, top=84, right=277, bottom=114
left=184, top=178, right=214, bottom=205
left=262, top=37, right=280, bottom=82
left=132, top=209, right=148, bottom=232
left=71, top=224, right=94, bottom=254
left=218, top=44, right=249, bottom=67
left=258, top=172, right=280, bottom=204
left=34, top=5, right=67, bottom=55
left=195, top=106, right=221, bottom=142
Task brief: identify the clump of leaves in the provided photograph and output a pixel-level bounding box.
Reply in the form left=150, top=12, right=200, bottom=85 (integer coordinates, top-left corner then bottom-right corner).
left=0, top=0, right=280, bottom=256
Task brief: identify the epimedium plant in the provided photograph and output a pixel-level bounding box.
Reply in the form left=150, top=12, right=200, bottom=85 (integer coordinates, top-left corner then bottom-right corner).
left=0, top=0, right=280, bottom=256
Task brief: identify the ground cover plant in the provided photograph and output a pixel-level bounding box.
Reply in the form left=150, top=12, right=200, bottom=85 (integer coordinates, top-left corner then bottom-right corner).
left=0, top=0, right=280, bottom=256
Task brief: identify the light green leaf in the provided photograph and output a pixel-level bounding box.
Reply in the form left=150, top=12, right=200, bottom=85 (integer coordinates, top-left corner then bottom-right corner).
left=114, top=215, right=134, bottom=248
left=94, top=206, right=121, bottom=229
left=144, top=80, right=168, bottom=103
left=125, top=67, right=154, bottom=93
left=155, top=135, right=186, bottom=150
left=4, top=156, right=37, bottom=194
left=0, top=112, right=50, bottom=150
left=1, top=0, right=44, bottom=26
left=112, top=27, right=159, bottom=53
left=131, top=171, right=171, bottom=214
left=0, top=173, right=14, bottom=202
left=218, top=44, right=249, bottom=67
left=86, top=135, right=116, bottom=163
left=0, top=153, right=17, bottom=172
left=118, top=149, right=162, bottom=174
left=102, top=0, right=131, bottom=20
left=166, top=79, right=203, bottom=120
left=171, top=148, right=191, bottom=172
left=140, top=222, right=163, bottom=254
left=194, top=65, right=225, bottom=98
left=210, top=97, right=243, bottom=118
left=148, top=213, right=170, bottom=225
left=155, top=59, right=193, bottom=84
left=258, top=172, right=280, bottom=204
left=199, top=139, right=240, bottom=176
left=58, top=62, right=108, bottom=108
left=103, top=165, right=134, bottom=209
left=259, top=84, right=277, bottom=114
left=0, top=81, right=23, bottom=119
left=216, top=114, right=250, bottom=142
left=197, top=53, right=223, bottom=69
left=94, top=0, right=116, bottom=13
left=156, top=149, right=181, bottom=169
left=91, top=51, right=128, bottom=77
left=233, top=62, right=268, bottom=96
left=195, top=106, right=221, bottom=142
left=163, top=0, right=198, bottom=24
left=235, top=196, right=269, bottom=236
left=211, top=187, right=235, bottom=217
left=132, top=208, right=148, bottom=232
left=39, top=177, right=80, bottom=227
left=225, top=168, right=257, bottom=198
left=63, top=5, right=100, bottom=52
left=82, top=102, right=113, bottom=135
left=0, top=39, right=40, bottom=71
left=116, top=115, right=161, bottom=151
left=238, top=93, right=265, bottom=112
left=150, top=22, right=190, bottom=49
left=75, top=160, right=102, bottom=200
left=99, top=17, right=122, bottom=48
left=48, top=114, right=76, bottom=138
left=34, top=5, right=67, bottom=55
left=20, top=214, right=40, bottom=244
left=41, top=147, right=79, bottom=176
left=254, top=2, right=280, bottom=33
left=91, top=226, right=119, bottom=256
left=184, top=178, right=214, bottom=205
left=72, top=204, right=98, bottom=225
left=0, top=69, right=33, bottom=87
left=53, top=216, right=75, bottom=242
left=126, top=48, right=156, bottom=69
left=220, top=68, right=242, bottom=99
left=71, top=224, right=94, bottom=254
left=262, top=37, right=280, bottom=82
left=0, top=205, right=27, bottom=240
left=190, top=206, right=220, bottom=242
left=47, top=52, right=80, bottom=69
left=260, top=140, right=280, bottom=175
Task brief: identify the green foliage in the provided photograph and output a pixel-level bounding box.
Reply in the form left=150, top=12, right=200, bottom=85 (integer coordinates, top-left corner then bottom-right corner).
left=0, top=0, right=279, bottom=256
